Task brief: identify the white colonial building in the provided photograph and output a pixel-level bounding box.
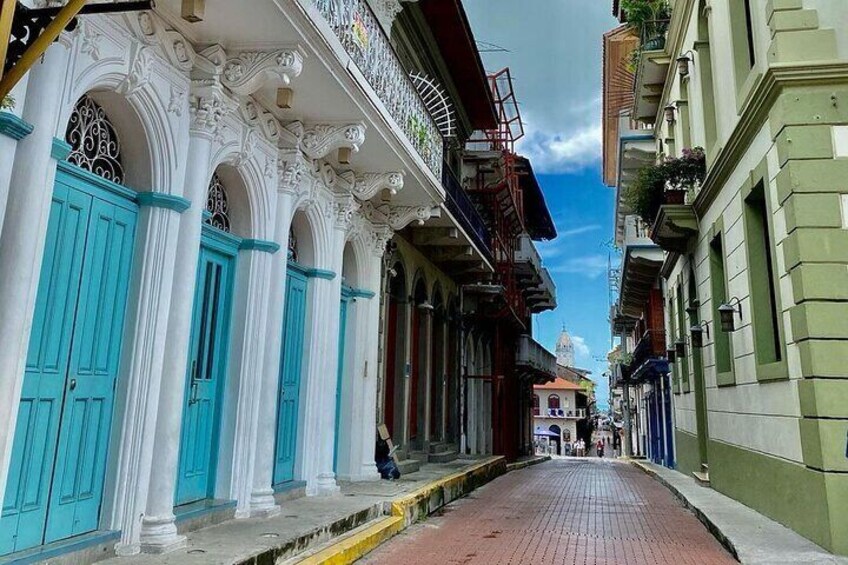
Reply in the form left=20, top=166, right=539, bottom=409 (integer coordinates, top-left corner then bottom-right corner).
left=0, top=0, right=488, bottom=560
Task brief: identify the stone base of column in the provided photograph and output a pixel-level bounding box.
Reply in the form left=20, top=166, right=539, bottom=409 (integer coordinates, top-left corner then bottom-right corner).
left=311, top=473, right=340, bottom=496
left=249, top=488, right=282, bottom=518
left=139, top=515, right=187, bottom=554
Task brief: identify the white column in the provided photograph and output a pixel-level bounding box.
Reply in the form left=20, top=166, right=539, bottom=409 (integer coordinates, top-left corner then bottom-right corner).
left=109, top=200, right=184, bottom=555
left=354, top=229, right=393, bottom=480
left=0, top=43, right=70, bottom=507
left=249, top=190, right=294, bottom=516
left=420, top=305, right=434, bottom=449
left=219, top=241, right=276, bottom=518
left=140, top=86, right=227, bottom=553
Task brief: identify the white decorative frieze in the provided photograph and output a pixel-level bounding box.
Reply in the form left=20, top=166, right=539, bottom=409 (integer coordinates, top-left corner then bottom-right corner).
left=278, top=151, right=311, bottom=195
left=221, top=50, right=304, bottom=96
left=352, top=172, right=404, bottom=201
left=121, top=44, right=153, bottom=95
left=301, top=123, right=366, bottom=160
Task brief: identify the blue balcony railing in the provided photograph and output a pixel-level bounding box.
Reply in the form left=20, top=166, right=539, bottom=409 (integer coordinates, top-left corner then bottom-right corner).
left=442, top=162, right=492, bottom=262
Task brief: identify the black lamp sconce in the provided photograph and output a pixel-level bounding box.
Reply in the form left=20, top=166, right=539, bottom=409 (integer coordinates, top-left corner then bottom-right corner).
left=718, top=297, right=743, bottom=332
left=689, top=321, right=710, bottom=348
left=677, top=50, right=696, bottom=78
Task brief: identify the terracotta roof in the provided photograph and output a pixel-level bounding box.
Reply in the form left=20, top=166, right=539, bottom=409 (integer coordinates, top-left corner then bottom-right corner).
left=534, top=377, right=582, bottom=391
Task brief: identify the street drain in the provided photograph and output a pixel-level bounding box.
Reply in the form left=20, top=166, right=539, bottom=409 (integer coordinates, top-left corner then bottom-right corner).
left=187, top=549, right=206, bottom=554
left=284, top=515, right=298, bottom=518
left=261, top=533, right=280, bottom=539
left=345, top=493, right=356, bottom=497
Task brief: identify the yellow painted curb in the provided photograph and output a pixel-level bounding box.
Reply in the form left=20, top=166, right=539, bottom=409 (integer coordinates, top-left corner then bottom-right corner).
left=297, top=516, right=404, bottom=565
left=296, top=456, right=506, bottom=564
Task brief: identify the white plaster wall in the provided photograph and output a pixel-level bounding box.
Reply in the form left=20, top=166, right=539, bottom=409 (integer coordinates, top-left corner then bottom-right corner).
left=805, top=0, right=848, bottom=60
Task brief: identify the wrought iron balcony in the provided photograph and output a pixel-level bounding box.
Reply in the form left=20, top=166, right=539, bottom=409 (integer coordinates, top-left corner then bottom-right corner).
left=442, top=162, right=493, bottom=262
left=312, top=0, right=443, bottom=177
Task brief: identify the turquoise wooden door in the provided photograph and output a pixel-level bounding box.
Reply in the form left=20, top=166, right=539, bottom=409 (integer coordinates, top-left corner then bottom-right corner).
left=176, top=231, right=236, bottom=506
left=0, top=171, right=136, bottom=555
left=273, top=267, right=308, bottom=485
left=333, top=288, right=351, bottom=472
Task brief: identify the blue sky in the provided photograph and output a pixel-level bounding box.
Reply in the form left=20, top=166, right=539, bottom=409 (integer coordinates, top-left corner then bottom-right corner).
left=464, top=1, right=619, bottom=408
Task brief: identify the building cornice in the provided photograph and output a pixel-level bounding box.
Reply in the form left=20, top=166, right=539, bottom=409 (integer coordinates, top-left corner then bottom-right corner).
left=693, top=62, right=848, bottom=215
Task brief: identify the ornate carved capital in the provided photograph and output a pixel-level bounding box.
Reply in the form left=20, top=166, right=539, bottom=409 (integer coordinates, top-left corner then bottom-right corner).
left=301, top=123, right=366, bottom=160
left=369, top=224, right=395, bottom=256
left=353, top=172, right=405, bottom=201
left=278, top=150, right=311, bottom=195
left=361, top=202, right=440, bottom=230
left=332, top=194, right=360, bottom=231
left=189, top=81, right=236, bottom=138
left=222, top=50, right=304, bottom=96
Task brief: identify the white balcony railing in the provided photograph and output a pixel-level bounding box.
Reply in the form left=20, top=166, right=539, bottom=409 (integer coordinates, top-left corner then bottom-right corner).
left=313, top=0, right=443, bottom=177
left=541, top=408, right=586, bottom=419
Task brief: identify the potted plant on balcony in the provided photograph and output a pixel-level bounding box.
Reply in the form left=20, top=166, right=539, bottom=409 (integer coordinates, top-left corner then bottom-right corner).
left=622, top=0, right=670, bottom=71
left=623, top=147, right=705, bottom=226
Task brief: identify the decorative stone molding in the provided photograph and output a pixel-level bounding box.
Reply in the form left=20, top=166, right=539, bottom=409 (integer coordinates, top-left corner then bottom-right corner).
left=333, top=195, right=361, bottom=231
left=278, top=150, right=311, bottom=195
left=221, top=50, right=304, bottom=96
left=120, top=44, right=153, bottom=95
left=352, top=172, right=404, bottom=201
left=369, top=224, right=395, bottom=256
left=301, top=123, right=366, bottom=160
left=361, top=202, right=440, bottom=230
left=189, top=81, right=236, bottom=138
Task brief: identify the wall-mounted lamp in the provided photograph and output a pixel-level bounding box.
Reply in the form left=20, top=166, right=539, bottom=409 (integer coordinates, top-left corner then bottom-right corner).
left=690, top=321, right=710, bottom=348
left=718, top=297, right=743, bottom=332
left=664, top=104, right=677, bottom=125
left=676, top=50, right=696, bottom=78
left=674, top=338, right=686, bottom=358
left=666, top=348, right=677, bottom=364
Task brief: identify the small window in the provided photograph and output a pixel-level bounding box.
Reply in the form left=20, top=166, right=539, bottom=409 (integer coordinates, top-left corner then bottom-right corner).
left=745, top=181, right=782, bottom=364
left=532, top=394, right=540, bottom=416
left=547, top=394, right=560, bottom=411
left=743, top=0, right=756, bottom=69
left=710, top=234, right=733, bottom=378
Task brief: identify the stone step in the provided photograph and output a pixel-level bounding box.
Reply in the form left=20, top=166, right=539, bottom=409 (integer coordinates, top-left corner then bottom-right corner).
left=408, top=450, right=429, bottom=463
left=428, top=450, right=458, bottom=464
left=429, top=442, right=457, bottom=454
left=396, top=458, right=421, bottom=475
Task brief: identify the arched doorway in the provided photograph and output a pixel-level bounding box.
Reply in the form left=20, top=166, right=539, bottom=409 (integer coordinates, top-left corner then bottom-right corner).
left=384, top=261, right=407, bottom=443
left=410, top=277, right=429, bottom=450
left=334, top=242, right=360, bottom=472
left=272, top=211, right=315, bottom=486
left=430, top=288, right=445, bottom=442
left=549, top=425, right=562, bottom=455
left=1, top=94, right=140, bottom=554
left=175, top=167, right=245, bottom=506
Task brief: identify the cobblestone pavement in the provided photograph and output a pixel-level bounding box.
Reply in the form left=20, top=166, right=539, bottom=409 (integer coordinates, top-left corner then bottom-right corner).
left=359, top=458, right=736, bottom=565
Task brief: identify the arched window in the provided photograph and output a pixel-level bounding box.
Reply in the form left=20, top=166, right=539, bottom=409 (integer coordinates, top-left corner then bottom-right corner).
left=548, top=394, right=560, bottom=411
left=65, top=94, right=124, bottom=184
left=532, top=394, right=540, bottom=416
left=205, top=173, right=231, bottom=232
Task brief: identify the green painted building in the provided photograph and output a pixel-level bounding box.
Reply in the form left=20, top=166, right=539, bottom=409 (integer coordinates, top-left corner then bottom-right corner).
left=616, top=0, right=848, bottom=555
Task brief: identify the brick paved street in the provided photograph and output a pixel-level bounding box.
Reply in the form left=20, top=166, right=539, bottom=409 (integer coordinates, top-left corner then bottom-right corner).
left=359, top=459, right=736, bottom=565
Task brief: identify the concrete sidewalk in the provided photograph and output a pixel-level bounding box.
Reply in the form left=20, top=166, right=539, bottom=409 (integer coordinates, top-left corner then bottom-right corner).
left=99, top=457, right=510, bottom=565
left=632, top=460, right=848, bottom=565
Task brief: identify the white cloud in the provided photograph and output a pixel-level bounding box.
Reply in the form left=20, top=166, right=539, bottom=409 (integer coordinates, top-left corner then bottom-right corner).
left=518, top=122, right=602, bottom=174
left=557, top=225, right=601, bottom=238
left=572, top=335, right=591, bottom=359
left=548, top=254, right=609, bottom=279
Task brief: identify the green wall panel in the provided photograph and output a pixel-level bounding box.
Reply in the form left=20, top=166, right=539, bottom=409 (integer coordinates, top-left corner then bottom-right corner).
left=708, top=439, right=843, bottom=555
left=674, top=430, right=701, bottom=476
